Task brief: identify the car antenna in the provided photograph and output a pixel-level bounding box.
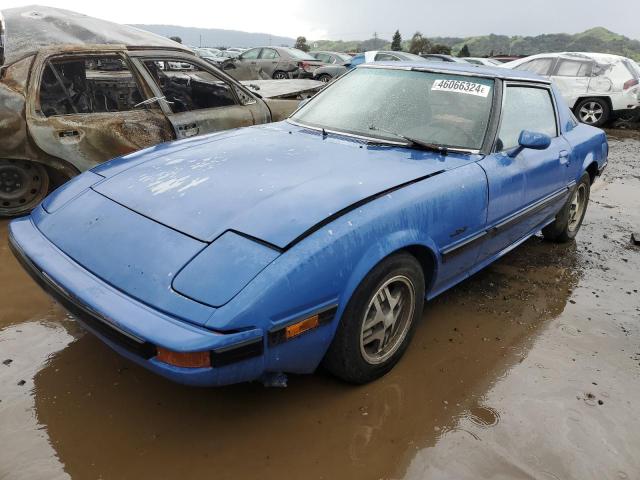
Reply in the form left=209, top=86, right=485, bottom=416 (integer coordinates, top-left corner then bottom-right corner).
left=322, top=127, right=328, bottom=138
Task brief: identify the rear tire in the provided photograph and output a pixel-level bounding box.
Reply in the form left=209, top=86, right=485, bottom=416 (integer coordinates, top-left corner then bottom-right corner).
left=317, top=74, right=332, bottom=83
left=323, top=252, right=425, bottom=384
left=574, top=98, right=611, bottom=127
left=0, top=160, right=50, bottom=217
left=542, top=172, right=590, bottom=243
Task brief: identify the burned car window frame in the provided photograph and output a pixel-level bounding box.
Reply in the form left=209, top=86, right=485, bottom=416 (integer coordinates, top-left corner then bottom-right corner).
left=36, top=52, right=153, bottom=118
left=136, top=55, right=252, bottom=113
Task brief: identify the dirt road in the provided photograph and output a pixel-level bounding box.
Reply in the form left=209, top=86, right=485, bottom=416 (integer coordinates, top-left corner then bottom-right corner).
left=1, top=130, right=639, bottom=480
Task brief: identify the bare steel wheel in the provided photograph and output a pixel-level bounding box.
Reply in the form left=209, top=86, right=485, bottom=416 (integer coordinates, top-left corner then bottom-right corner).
left=0, top=160, right=50, bottom=217
left=568, top=183, right=587, bottom=233
left=360, top=275, right=415, bottom=365
left=323, top=252, right=425, bottom=384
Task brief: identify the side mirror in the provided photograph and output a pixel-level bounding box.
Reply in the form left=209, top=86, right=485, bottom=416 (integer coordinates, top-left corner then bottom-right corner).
left=509, top=130, right=551, bottom=157
left=519, top=130, right=551, bottom=150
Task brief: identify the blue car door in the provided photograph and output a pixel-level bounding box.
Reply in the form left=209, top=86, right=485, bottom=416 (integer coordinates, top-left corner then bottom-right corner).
left=478, top=83, right=571, bottom=262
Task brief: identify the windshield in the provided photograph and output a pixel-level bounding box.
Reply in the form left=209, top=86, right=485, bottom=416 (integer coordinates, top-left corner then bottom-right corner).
left=284, top=48, right=317, bottom=61
left=291, top=68, right=494, bottom=150
left=337, top=53, right=353, bottom=62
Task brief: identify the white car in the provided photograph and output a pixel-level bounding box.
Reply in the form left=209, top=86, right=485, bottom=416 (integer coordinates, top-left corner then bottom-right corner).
left=462, top=57, right=503, bottom=66
left=504, top=52, right=640, bottom=126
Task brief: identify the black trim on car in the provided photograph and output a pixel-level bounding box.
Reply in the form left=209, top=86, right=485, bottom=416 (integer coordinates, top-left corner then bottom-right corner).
left=441, top=184, right=571, bottom=262
left=210, top=337, right=264, bottom=367
left=284, top=172, right=445, bottom=250
left=9, top=233, right=268, bottom=368
left=8, top=234, right=157, bottom=359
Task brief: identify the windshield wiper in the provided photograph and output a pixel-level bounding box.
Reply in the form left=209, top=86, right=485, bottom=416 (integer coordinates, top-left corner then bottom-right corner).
left=368, top=126, right=450, bottom=155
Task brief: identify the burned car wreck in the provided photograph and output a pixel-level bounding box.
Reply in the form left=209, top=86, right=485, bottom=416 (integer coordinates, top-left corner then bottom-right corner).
left=0, top=6, right=322, bottom=216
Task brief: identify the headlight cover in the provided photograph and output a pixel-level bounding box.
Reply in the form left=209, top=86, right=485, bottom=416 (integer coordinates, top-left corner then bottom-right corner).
left=172, top=231, right=279, bottom=307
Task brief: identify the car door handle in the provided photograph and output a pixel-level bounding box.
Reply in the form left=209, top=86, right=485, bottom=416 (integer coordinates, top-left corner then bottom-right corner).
left=58, top=130, right=79, bottom=138
left=178, top=123, right=199, bottom=138
left=559, top=150, right=570, bottom=166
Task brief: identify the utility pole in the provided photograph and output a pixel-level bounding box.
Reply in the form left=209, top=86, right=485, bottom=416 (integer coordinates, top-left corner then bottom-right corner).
left=199, top=34, right=202, bottom=47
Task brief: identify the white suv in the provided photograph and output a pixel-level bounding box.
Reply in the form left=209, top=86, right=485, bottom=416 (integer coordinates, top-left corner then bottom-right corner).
left=504, top=52, right=640, bottom=126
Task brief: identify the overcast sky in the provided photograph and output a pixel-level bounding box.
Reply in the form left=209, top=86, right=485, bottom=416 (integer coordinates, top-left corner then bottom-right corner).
left=3, top=0, right=639, bottom=40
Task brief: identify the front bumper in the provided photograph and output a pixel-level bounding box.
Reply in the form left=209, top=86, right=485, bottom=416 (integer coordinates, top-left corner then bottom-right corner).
left=8, top=216, right=266, bottom=386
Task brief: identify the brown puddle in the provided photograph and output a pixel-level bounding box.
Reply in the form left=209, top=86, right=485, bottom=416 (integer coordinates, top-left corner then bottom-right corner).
left=1, top=130, right=639, bottom=480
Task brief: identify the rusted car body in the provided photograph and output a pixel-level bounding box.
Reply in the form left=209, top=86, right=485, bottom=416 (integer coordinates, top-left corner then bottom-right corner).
left=0, top=6, right=322, bottom=216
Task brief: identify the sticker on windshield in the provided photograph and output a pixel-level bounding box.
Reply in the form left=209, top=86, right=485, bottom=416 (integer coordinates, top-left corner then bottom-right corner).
left=431, top=79, right=491, bottom=97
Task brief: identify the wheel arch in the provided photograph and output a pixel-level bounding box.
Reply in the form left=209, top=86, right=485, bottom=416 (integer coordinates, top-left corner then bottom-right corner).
left=574, top=96, right=613, bottom=113
left=585, top=160, right=599, bottom=184
left=338, top=229, right=440, bottom=314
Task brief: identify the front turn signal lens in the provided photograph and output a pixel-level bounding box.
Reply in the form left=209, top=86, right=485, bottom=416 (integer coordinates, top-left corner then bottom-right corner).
left=285, top=314, right=320, bottom=340
left=156, top=348, right=211, bottom=368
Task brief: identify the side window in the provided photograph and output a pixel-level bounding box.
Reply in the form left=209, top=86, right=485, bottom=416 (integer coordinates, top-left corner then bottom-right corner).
left=555, top=59, right=593, bottom=77
left=240, top=48, right=261, bottom=60
left=259, top=48, right=279, bottom=60
left=39, top=56, right=144, bottom=117
left=514, top=58, right=554, bottom=75
left=497, top=86, right=557, bottom=151
left=374, top=53, right=399, bottom=61
left=316, top=53, right=330, bottom=63
left=142, top=59, right=237, bottom=113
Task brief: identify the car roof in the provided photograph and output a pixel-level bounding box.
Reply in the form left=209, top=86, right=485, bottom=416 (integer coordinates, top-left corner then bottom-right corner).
left=1, top=5, right=191, bottom=65
left=514, top=51, right=631, bottom=63
left=358, top=61, right=552, bottom=83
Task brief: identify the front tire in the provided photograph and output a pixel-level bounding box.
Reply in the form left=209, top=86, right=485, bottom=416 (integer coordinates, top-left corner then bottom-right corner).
left=574, top=98, right=611, bottom=127
left=317, top=73, right=332, bottom=83
left=323, top=252, right=425, bottom=384
left=542, top=172, right=590, bottom=243
left=0, top=160, right=50, bottom=217
left=272, top=70, right=288, bottom=80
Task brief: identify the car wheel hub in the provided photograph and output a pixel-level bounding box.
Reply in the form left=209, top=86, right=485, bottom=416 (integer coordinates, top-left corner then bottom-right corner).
left=568, top=183, right=587, bottom=232
left=579, top=102, right=604, bottom=124
left=360, top=275, right=415, bottom=365
left=0, top=160, right=45, bottom=207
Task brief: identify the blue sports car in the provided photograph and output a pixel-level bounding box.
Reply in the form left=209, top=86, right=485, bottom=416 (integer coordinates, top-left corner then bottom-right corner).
left=9, top=63, right=608, bottom=386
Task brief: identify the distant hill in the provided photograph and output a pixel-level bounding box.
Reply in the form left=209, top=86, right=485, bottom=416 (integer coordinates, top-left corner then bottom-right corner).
left=312, top=28, right=640, bottom=60
left=130, top=24, right=295, bottom=49
left=431, top=28, right=640, bottom=60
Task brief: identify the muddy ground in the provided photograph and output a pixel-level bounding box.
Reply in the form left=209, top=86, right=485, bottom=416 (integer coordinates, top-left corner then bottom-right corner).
left=1, top=130, right=639, bottom=480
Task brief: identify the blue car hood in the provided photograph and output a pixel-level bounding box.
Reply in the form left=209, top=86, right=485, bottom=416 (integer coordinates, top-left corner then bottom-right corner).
left=94, top=123, right=470, bottom=248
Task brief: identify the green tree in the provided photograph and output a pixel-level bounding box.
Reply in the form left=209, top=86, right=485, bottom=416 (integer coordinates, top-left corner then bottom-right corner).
left=409, top=32, right=431, bottom=55
left=458, top=44, right=471, bottom=57
left=391, top=30, right=402, bottom=51
left=430, top=44, right=452, bottom=55
left=295, top=36, right=310, bottom=52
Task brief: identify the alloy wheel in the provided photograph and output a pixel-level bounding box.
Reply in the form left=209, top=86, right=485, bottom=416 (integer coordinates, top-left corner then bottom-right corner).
left=579, top=102, right=604, bottom=125
left=359, top=275, right=416, bottom=364
left=568, top=183, right=587, bottom=232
